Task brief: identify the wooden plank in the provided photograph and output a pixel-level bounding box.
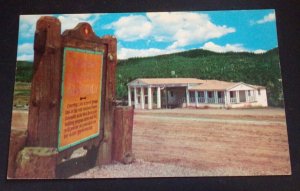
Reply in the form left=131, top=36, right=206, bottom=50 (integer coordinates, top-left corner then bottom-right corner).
left=123, top=107, right=134, bottom=156
left=112, top=107, right=124, bottom=161
left=7, top=128, right=27, bottom=178
left=97, top=36, right=117, bottom=165
left=112, top=106, right=134, bottom=163
left=15, top=147, right=58, bottom=179
left=27, top=16, right=62, bottom=147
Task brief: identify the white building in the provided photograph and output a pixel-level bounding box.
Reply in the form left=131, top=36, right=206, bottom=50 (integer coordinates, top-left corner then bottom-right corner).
left=127, top=78, right=268, bottom=109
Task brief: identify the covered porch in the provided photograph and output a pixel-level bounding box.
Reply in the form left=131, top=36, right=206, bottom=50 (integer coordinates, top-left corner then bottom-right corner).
left=128, top=86, right=188, bottom=109
left=127, top=86, right=163, bottom=109
left=186, top=89, right=257, bottom=108
left=127, top=78, right=204, bottom=110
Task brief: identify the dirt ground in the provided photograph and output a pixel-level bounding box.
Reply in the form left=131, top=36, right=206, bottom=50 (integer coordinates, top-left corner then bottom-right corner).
left=11, top=107, right=291, bottom=178
left=72, top=107, right=291, bottom=178
left=131, top=108, right=291, bottom=176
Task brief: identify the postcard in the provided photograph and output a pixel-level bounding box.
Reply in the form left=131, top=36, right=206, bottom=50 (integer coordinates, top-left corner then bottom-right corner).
left=8, top=9, right=291, bottom=179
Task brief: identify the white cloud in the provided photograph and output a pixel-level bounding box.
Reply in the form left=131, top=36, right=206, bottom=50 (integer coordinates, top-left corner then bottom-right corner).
left=17, top=43, right=34, bottom=61
left=255, top=12, right=276, bottom=24
left=58, top=14, right=101, bottom=32
left=201, top=41, right=266, bottom=54
left=105, top=15, right=152, bottom=41
left=19, top=15, right=51, bottom=38
left=17, top=14, right=102, bottom=61
left=17, top=54, right=33, bottom=61
left=147, top=12, right=236, bottom=49
left=19, top=14, right=101, bottom=38
left=201, top=42, right=247, bottom=53
left=118, top=47, right=182, bottom=60
left=18, top=43, right=33, bottom=55
left=108, top=12, right=235, bottom=49
left=253, top=49, right=267, bottom=54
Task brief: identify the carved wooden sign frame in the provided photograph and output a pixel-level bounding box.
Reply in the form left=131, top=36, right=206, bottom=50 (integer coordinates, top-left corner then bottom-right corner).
left=27, top=16, right=117, bottom=163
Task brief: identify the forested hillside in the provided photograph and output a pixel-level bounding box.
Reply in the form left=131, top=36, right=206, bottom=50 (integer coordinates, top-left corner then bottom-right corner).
left=15, top=61, right=33, bottom=82
left=15, top=47, right=283, bottom=107
left=116, top=48, right=283, bottom=107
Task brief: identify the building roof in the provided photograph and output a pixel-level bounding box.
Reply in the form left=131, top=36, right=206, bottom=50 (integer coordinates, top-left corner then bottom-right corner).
left=189, top=80, right=266, bottom=91
left=128, top=78, right=265, bottom=90
left=128, top=78, right=205, bottom=87
left=188, top=80, right=238, bottom=91
left=251, top=84, right=266, bottom=89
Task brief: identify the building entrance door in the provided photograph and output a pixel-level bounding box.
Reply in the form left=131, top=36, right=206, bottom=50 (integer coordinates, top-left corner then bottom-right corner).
left=239, top=91, right=246, bottom=102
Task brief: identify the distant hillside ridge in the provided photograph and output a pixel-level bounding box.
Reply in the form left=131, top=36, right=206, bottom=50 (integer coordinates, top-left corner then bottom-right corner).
left=15, top=47, right=283, bottom=107
left=116, top=47, right=283, bottom=107
left=15, top=61, right=33, bottom=82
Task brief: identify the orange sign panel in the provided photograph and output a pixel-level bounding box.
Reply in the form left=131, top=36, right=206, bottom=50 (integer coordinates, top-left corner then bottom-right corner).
left=58, top=47, right=103, bottom=151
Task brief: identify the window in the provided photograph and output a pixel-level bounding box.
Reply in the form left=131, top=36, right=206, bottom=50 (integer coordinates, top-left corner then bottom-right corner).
left=248, top=90, right=251, bottom=96
left=199, top=91, right=204, bottom=98
left=217, top=91, right=223, bottom=98
left=170, top=91, right=174, bottom=97
left=190, top=91, right=195, bottom=97
left=208, top=91, right=213, bottom=98
left=258, top=89, right=261, bottom=95
left=230, top=91, right=234, bottom=98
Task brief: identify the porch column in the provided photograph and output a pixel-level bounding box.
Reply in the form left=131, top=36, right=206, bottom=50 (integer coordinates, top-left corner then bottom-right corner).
left=186, top=88, right=190, bottom=106
left=134, top=87, right=138, bottom=108
left=223, top=91, right=226, bottom=106
left=140, top=87, right=145, bottom=109
left=225, top=91, right=230, bottom=105
left=128, top=86, right=132, bottom=106
left=165, top=89, right=168, bottom=109
left=204, top=91, right=208, bottom=103
left=195, top=91, right=199, bottom=107
left=157, top=87, right=161, bottom=109
left=245, top=90, right=249, bottom=102
left=148, top=87, right=152, bottom=109
left=236, top=91, right=240, bottom=103
left=214, top=91, right=218, bottom=103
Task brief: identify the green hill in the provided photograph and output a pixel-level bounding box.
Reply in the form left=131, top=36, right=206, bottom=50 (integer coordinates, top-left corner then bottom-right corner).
left=15, top=61, right=33, bottom=82
left=116, top=48, right=283, bottom=107
left=15, top=47, right=284, bottom=107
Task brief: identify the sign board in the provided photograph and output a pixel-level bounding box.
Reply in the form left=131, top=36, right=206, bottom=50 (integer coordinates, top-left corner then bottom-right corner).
left=28, top=17, right=117, bottom=164
left=58, top=47, right=104, bottom=151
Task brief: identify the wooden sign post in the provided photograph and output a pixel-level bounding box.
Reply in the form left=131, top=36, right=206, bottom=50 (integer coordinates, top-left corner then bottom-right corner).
left=16, top=16, right=117, bottom=178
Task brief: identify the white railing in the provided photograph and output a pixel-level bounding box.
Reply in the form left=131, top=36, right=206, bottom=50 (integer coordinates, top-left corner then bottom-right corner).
left=198, top=97, right=205, bottom=103
left=186, top=97, right=226, bottom=104
left=189, top=97, right=195, bottom=103
left=207, top=98, right=215, bottom=103
left=247, top=96, right=256, bottom=102
left=218, top=98, right=225, bottom=104
left=230, top=98, right=237, bottom=103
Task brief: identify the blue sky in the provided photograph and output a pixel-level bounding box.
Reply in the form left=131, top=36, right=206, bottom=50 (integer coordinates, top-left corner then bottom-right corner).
left=17, top=9, right=278, bottom=60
